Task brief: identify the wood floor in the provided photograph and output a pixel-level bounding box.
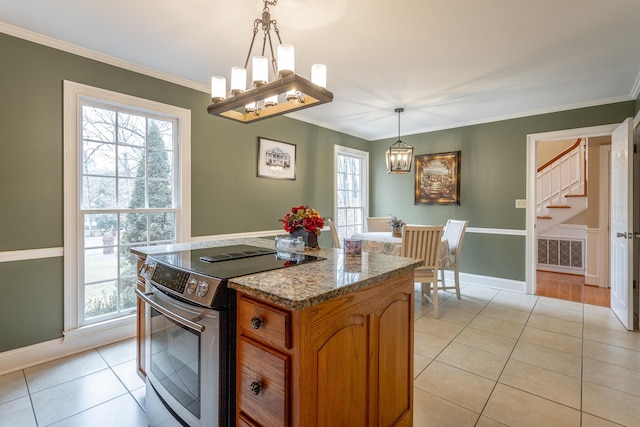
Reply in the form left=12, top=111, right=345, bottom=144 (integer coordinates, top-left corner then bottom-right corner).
left=536, top=270, right=610, bottom=307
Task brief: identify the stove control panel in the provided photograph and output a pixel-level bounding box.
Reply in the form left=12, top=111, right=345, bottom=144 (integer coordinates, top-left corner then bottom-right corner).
left=139, top=257, right=222, bottom=307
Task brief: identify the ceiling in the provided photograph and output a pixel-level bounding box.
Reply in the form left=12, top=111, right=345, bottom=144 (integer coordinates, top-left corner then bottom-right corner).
left=2, top=0, right=640, bottom=141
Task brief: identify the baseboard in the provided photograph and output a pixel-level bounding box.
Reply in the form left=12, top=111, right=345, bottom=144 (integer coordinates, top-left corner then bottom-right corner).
left=536, top=264, right=584, bottom=275
left=0, top=318, right=135, bottom=376
left=585, top=274, right=600, bottom=286
left=447, top=271, right=526, bottom=293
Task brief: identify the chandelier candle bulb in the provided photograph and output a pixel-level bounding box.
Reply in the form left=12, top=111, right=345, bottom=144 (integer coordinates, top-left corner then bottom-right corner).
left=264, top=95, right=278, bottom=107
left=230, top=66, right=246, bottom=94
left=286, top=89, right=298, bottom=101
left=277, top=44, right=295, bottom=77
left=311, top=64, right=327, bottom=88
left=211, top=76, right=226, bottom=101
left=252, top=56, right=268, bottom=86
left=245, top=102, right=257, bottom=113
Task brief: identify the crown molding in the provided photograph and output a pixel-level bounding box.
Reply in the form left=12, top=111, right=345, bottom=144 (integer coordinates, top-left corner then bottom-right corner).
left=2, top=20, right=638, bottom=142
left=0, top=21, right=209, bottom=93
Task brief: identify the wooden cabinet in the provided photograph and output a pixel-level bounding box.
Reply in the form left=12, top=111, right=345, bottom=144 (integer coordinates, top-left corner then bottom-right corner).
left=237, top=337, right=289, bottom=427
left=236, top=270, right=414, bottom=426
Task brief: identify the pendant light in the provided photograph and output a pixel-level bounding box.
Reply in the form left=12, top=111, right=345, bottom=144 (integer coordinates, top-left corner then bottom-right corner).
left=208, top=0, right=333, bottom=124
left=385, top=108, right=414, bottom=173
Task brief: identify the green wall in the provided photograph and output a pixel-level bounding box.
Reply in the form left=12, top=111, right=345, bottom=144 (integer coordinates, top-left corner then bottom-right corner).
left=1, top=30, right=637, bottom=353
left=0, top=33, right=367, bottom=352
left=369, top=102, right=636, bottom=281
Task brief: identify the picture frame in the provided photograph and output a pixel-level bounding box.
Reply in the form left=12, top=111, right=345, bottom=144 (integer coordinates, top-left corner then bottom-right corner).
left=414, top=151, right=461, bottom=205
left=257, top=137, right=296, bottom=180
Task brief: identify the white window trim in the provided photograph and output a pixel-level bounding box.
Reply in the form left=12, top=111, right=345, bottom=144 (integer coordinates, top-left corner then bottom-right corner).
left=333, top=144, right=370, bottom=235
left=63, top=80, right=191, bottom=337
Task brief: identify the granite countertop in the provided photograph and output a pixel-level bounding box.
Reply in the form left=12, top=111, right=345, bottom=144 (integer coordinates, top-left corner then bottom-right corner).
left=132, top=237, right=422, bottom=310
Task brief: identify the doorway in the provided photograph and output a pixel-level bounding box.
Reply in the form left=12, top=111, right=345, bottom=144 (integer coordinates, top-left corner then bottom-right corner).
left=533, top=135, right=612, bottom=306
left=525, top=124, right=618, bottom=296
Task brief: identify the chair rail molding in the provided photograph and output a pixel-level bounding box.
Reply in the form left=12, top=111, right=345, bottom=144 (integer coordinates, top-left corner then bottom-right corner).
left=0, top=247, right=63, bottom=263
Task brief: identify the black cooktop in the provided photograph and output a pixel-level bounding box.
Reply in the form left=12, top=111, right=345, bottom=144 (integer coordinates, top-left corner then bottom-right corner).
left=150, top=244, right=324, bottom=280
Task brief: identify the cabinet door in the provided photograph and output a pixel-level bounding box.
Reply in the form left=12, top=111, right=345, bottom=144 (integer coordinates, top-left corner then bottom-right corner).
left=304, top=272, right=413, bottom=427
left=377, top=297, right=412, bottom=426
left=315, top=317, right=369, bottom=426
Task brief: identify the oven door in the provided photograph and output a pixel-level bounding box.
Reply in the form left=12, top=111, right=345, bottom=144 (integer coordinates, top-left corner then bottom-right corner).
left=137, top=286, right=222, bottom=427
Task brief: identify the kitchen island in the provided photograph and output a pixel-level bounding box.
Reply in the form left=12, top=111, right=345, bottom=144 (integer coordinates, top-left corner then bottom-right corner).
left=133, top=237, right=421, bottom=427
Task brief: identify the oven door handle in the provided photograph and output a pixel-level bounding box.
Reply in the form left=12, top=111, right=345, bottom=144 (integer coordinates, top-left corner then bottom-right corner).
left=135, top=289, right=206, bottom=333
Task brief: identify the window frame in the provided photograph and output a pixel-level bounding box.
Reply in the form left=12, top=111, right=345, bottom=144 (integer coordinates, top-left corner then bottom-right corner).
left=333, top=145, right=369, bottom=240
left=63, top=81, right=191, bottom=336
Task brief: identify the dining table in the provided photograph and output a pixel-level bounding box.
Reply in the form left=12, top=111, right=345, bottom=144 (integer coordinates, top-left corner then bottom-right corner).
left=350, top=231, right=453, bottom=267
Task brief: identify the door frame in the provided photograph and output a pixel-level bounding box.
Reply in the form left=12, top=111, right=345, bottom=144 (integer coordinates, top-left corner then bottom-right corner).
left=525, top=124, right=618, bottom=295
left=597, top=144, right=611, bottom=288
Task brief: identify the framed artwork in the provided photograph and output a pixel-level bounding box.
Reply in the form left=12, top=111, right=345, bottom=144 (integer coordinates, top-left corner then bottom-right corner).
left=414, top=151, right=461, bottom=205
left=257, top=137, right=296, bottom=180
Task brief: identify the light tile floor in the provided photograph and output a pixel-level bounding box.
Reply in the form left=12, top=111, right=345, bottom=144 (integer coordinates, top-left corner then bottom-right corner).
left=1, top=284, right=639, bottom=426
left=413, top=284, right=640, bottom=427
left=0, top=339, right=147, bottom=426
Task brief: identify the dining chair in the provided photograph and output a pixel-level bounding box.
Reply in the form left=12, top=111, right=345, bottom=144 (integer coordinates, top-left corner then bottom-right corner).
left=366, top=217, right=390, bottom=232
left=325, top=217, right=341, bottom=248
left=401, top=224, right=444, bottom=318
left=439, top=220, right=468, bottom=300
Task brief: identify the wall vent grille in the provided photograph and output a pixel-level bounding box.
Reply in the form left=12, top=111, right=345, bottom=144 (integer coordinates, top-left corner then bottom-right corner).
left=537, top=238, right=584, bottom=269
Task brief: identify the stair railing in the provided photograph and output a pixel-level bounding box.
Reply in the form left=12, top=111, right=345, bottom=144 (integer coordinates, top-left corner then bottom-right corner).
left=536, top=138, right=586, bottom=218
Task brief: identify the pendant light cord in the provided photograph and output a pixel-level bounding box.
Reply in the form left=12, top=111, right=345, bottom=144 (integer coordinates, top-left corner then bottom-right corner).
left=395, top=107, right=404, bottom=140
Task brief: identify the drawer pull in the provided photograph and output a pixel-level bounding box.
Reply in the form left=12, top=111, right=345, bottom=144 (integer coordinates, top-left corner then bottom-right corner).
left=251, top=316, right=264, bottom=329
left=250, top=381, right=263, bottom=395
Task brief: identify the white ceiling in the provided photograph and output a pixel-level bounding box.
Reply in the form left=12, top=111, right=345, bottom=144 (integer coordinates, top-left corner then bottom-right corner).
left=2, top=0, right=640, bottom=140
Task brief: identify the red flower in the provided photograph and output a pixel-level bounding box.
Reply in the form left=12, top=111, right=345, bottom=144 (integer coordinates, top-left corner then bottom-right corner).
left=279, top=205, right=324, bottom=235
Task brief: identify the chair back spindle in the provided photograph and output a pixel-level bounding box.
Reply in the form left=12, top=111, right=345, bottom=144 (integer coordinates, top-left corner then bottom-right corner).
left=401, top=224, right=444, bottom=317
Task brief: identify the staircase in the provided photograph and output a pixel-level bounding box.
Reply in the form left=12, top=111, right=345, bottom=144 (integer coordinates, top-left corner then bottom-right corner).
left=536, top=139, right=588, bottom=234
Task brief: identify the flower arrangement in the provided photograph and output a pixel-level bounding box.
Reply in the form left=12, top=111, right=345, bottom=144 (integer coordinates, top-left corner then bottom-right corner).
left=280, top=205, right=325, bottom=235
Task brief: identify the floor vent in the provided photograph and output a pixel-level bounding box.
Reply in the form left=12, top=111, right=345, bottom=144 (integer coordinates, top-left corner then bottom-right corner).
left=537, top=238, right=584, bottom=270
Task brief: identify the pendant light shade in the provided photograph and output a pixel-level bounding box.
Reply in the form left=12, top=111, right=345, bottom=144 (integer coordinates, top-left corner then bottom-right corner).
left=211, top=76, right=226, bottom=101
left=277, top=44, right=295, bottom=77
left=230, top=66, right=247, bottom=94
left=385, top=108, right=414, bottom=173
left=311, top=64, right=327, bottom=88
left=252, top=56, right=269, bottom=86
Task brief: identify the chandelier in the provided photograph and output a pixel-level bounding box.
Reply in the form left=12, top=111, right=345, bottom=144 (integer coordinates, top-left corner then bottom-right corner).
left=207, top=0, right=334, bottom=124
left=385, top=108, right=414, bottom=173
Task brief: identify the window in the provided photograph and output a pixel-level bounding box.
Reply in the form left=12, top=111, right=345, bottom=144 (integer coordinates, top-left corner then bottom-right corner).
left=334, top=145, right=369, bottom=240
left=64, top=81, right=191, bottom=333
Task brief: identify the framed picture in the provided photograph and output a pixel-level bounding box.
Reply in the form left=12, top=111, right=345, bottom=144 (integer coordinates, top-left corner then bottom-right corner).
left=257, top=137, right=296, bottom=180
left=414, top=151, right=461, bottom=205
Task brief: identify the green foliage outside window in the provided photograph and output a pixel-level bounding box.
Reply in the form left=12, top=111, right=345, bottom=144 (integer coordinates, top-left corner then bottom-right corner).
left=83, top=110, right=177, bottom=320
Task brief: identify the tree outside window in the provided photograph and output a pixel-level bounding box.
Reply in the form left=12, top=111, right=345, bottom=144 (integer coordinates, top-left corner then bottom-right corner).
left=81, top=105, right=177, bottom=323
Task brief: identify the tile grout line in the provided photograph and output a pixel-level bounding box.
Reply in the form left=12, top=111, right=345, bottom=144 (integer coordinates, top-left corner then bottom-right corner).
left=95, top=346, right=147, bottom=412
left=470, top=288, right=538, bottom=426
left=22, top=369, right=39, bottom=427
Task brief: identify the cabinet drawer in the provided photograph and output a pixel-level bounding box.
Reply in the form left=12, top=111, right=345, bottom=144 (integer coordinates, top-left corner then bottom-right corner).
left=237, top=414, right=258, bottom=427
left=237, top=337, right=289, bottom=427
left=238, top=295, right=291, bottom=349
